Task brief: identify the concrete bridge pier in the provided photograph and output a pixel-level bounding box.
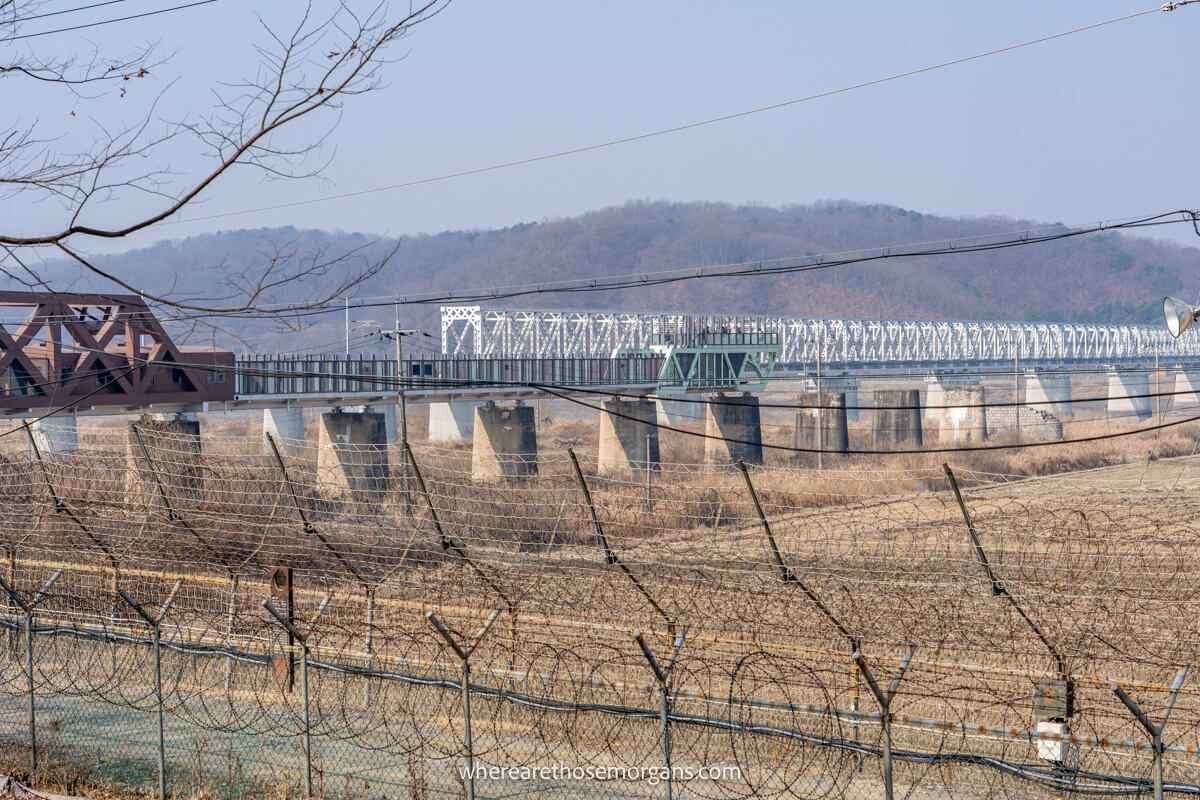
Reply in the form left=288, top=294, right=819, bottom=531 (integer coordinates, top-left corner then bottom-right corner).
left=1025, top=371, right=1073, bottom=417
left=939, top=385, right=987, bottom=444
left=1173, top=368, right=1200, bottom=413
left=429, top=400, right=477, bottom=442
left=316, top=409, right=390, bottom=501
left=656, top=393, right=704, bottom=427
left=704, top=393, right=763, bottom=466
left=126, top=413, right=204, bottom=506
left=28, top=414, right=79, bottom=454
left=1106, top=368, right=1152, bottom=421
left=923, top=376, right=946, bottom=431
left=872, top=390, right=923, bottom=450
left=472, top=401, right=538, bottom=480
left=837, top=379, right=861, bottom=422
left=598, top=398, right=659, bottom=474
left=794, top=391, right=849, bottom=458
left=366, top=404, right=399, bottom=444
left=263, top=407, right=306, bottom=453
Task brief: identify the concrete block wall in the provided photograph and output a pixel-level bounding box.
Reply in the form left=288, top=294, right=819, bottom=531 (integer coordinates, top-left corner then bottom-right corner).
left=986, top=406, right=1063, bottom=441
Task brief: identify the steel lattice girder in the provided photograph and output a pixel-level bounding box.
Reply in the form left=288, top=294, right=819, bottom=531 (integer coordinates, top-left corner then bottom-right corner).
left=441, top=306, right=1200, bottom=366
left=0, top=291, right=234, bottom=411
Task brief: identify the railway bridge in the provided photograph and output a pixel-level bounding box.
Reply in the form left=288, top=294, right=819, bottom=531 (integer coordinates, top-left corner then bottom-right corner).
left=4, top=293, right=1200, bottom=491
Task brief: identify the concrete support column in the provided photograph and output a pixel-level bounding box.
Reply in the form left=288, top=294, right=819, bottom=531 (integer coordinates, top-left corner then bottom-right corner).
left=598, top=398, right=659, bottom=474
left=704, top=393, right=763, bottom=466
left=472, top=401, right=538, bottom=480
left=939, top=385, right=987, bottom=444
left=28, top=415, right=78, bottom=453
left=871, top=390, right=922, bottom=450
left=922, top=376, right=946, bottom=431
left=367, top=404, right=399, bottom=444
left=429, top=400, right=477, bottom=442
left=1174, top=368, right=1200, bottom=413
left=840, top=380, right=861, bottom=422
left=316, top=410, right=390, bottom=500
left=1106, top=368, right=1152, bottom=420
left=263, top=407, right=305, bottom=444
left=126, top=413, right=203, bottom=505
left=1151, top=369, right=1172, bottom=417
left=1025, top=371, right=1073, bottom=417
left=794, top=391, right=849, bottom=457
left=656, top=393, right=704, bottom=427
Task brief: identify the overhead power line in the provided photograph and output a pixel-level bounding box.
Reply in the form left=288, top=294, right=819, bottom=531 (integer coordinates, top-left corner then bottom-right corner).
left=9, top=0, right=134, bottom=25
left=6, top=349, right=1198, bottom=456
left=160, top=3, right=1183, bottom=226
left=6, top=0, right=217, bottom=41
left=143, top=209, right=1199, bottom=323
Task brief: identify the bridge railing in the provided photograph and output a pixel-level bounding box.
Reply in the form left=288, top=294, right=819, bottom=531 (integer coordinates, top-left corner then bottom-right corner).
left=233, top=354, right=664, bottom=396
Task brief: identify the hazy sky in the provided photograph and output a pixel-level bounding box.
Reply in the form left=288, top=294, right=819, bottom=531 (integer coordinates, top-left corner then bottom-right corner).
left=8, top=1, right=1200, bottom=253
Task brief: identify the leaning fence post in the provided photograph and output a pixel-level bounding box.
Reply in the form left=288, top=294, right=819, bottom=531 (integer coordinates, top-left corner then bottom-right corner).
left=738, top=461, right=858, bottom=651
left=634, top=626, right=689, bottom=800
left=852, top=645, right=915, bottom=800
left=567, top=448, right=674, bottom=635
left=426, top=609, right=500, bottom=800
left=0, top=568, right=63, bottom=777
left=263, top=593, right=331, bottom=800
left=118, top=581, right=182, bottom=800
left=1110, top=667, right=1188, bottom=800
left=944, top=463, right=1074, bottom=716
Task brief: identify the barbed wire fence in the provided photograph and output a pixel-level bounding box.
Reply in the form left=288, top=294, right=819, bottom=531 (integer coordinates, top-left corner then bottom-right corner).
left=1, top=423, right=1200, bottom=798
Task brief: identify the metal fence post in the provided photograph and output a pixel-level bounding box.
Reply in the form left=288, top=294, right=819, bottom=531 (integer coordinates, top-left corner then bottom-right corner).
left=117, top=581, right=182, bottom=800
left=224, top=574, right=239, bottom=694
left=634, top=626, right=689, bottom=800
left=263, top=594, right=331, bottom=800
left=426, top=609, right=500, bottom=800
left=852, top=645, right=915, bottom=800
left=362, top=584, right=376, bottom=708
left=645, top=433, right=653, bottom=512
left=567, top=448, right=673, bottom=635
left=1110, top=668, right=1189, bottom=800
left=0, top=569, right=63, bottom=777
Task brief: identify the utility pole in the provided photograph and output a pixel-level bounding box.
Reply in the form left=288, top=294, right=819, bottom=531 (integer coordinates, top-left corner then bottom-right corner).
left=378, top=322, right=420, bottom=449
left=816, top=327, right=823, bottom=471
left=1014, top=338, right=1021, bottom=443
left=344, top=297, right=350, bottom=356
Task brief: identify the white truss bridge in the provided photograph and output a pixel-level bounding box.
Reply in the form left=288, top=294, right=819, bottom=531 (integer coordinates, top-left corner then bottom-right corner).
left=441, top=306, right=1200, bottom=368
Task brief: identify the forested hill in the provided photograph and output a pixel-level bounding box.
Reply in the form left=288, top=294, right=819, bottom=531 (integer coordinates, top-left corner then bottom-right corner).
left=30, top=201, right=1199, bottom=350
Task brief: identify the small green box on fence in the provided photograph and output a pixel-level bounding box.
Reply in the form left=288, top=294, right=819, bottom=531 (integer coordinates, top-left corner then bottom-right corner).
left=1034, top=679, right=1074, bottom=720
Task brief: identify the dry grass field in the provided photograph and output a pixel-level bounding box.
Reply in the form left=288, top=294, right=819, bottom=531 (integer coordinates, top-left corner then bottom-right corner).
left=2, top=395, right=1199, bottom=798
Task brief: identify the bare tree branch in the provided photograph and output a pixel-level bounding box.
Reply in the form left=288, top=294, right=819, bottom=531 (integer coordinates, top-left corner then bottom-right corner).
left=1, top=0, right=449, bottom=316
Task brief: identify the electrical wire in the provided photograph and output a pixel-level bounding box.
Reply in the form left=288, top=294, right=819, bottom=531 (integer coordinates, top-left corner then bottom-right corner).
left=23, top=340, right=1200, bottom=414
left=7, top=349, right=1200, bottom=456
left=7, top=0, right=134, bottom=25
left=537, top=382, right=1200, bottom=455
left=5, top=0, right=217, bottom=41
left=157, top=3, right=1178, bottom=226
left=14, top=207, right=1195, bottom=328
left=120, top=210, right=1200, bottom=322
